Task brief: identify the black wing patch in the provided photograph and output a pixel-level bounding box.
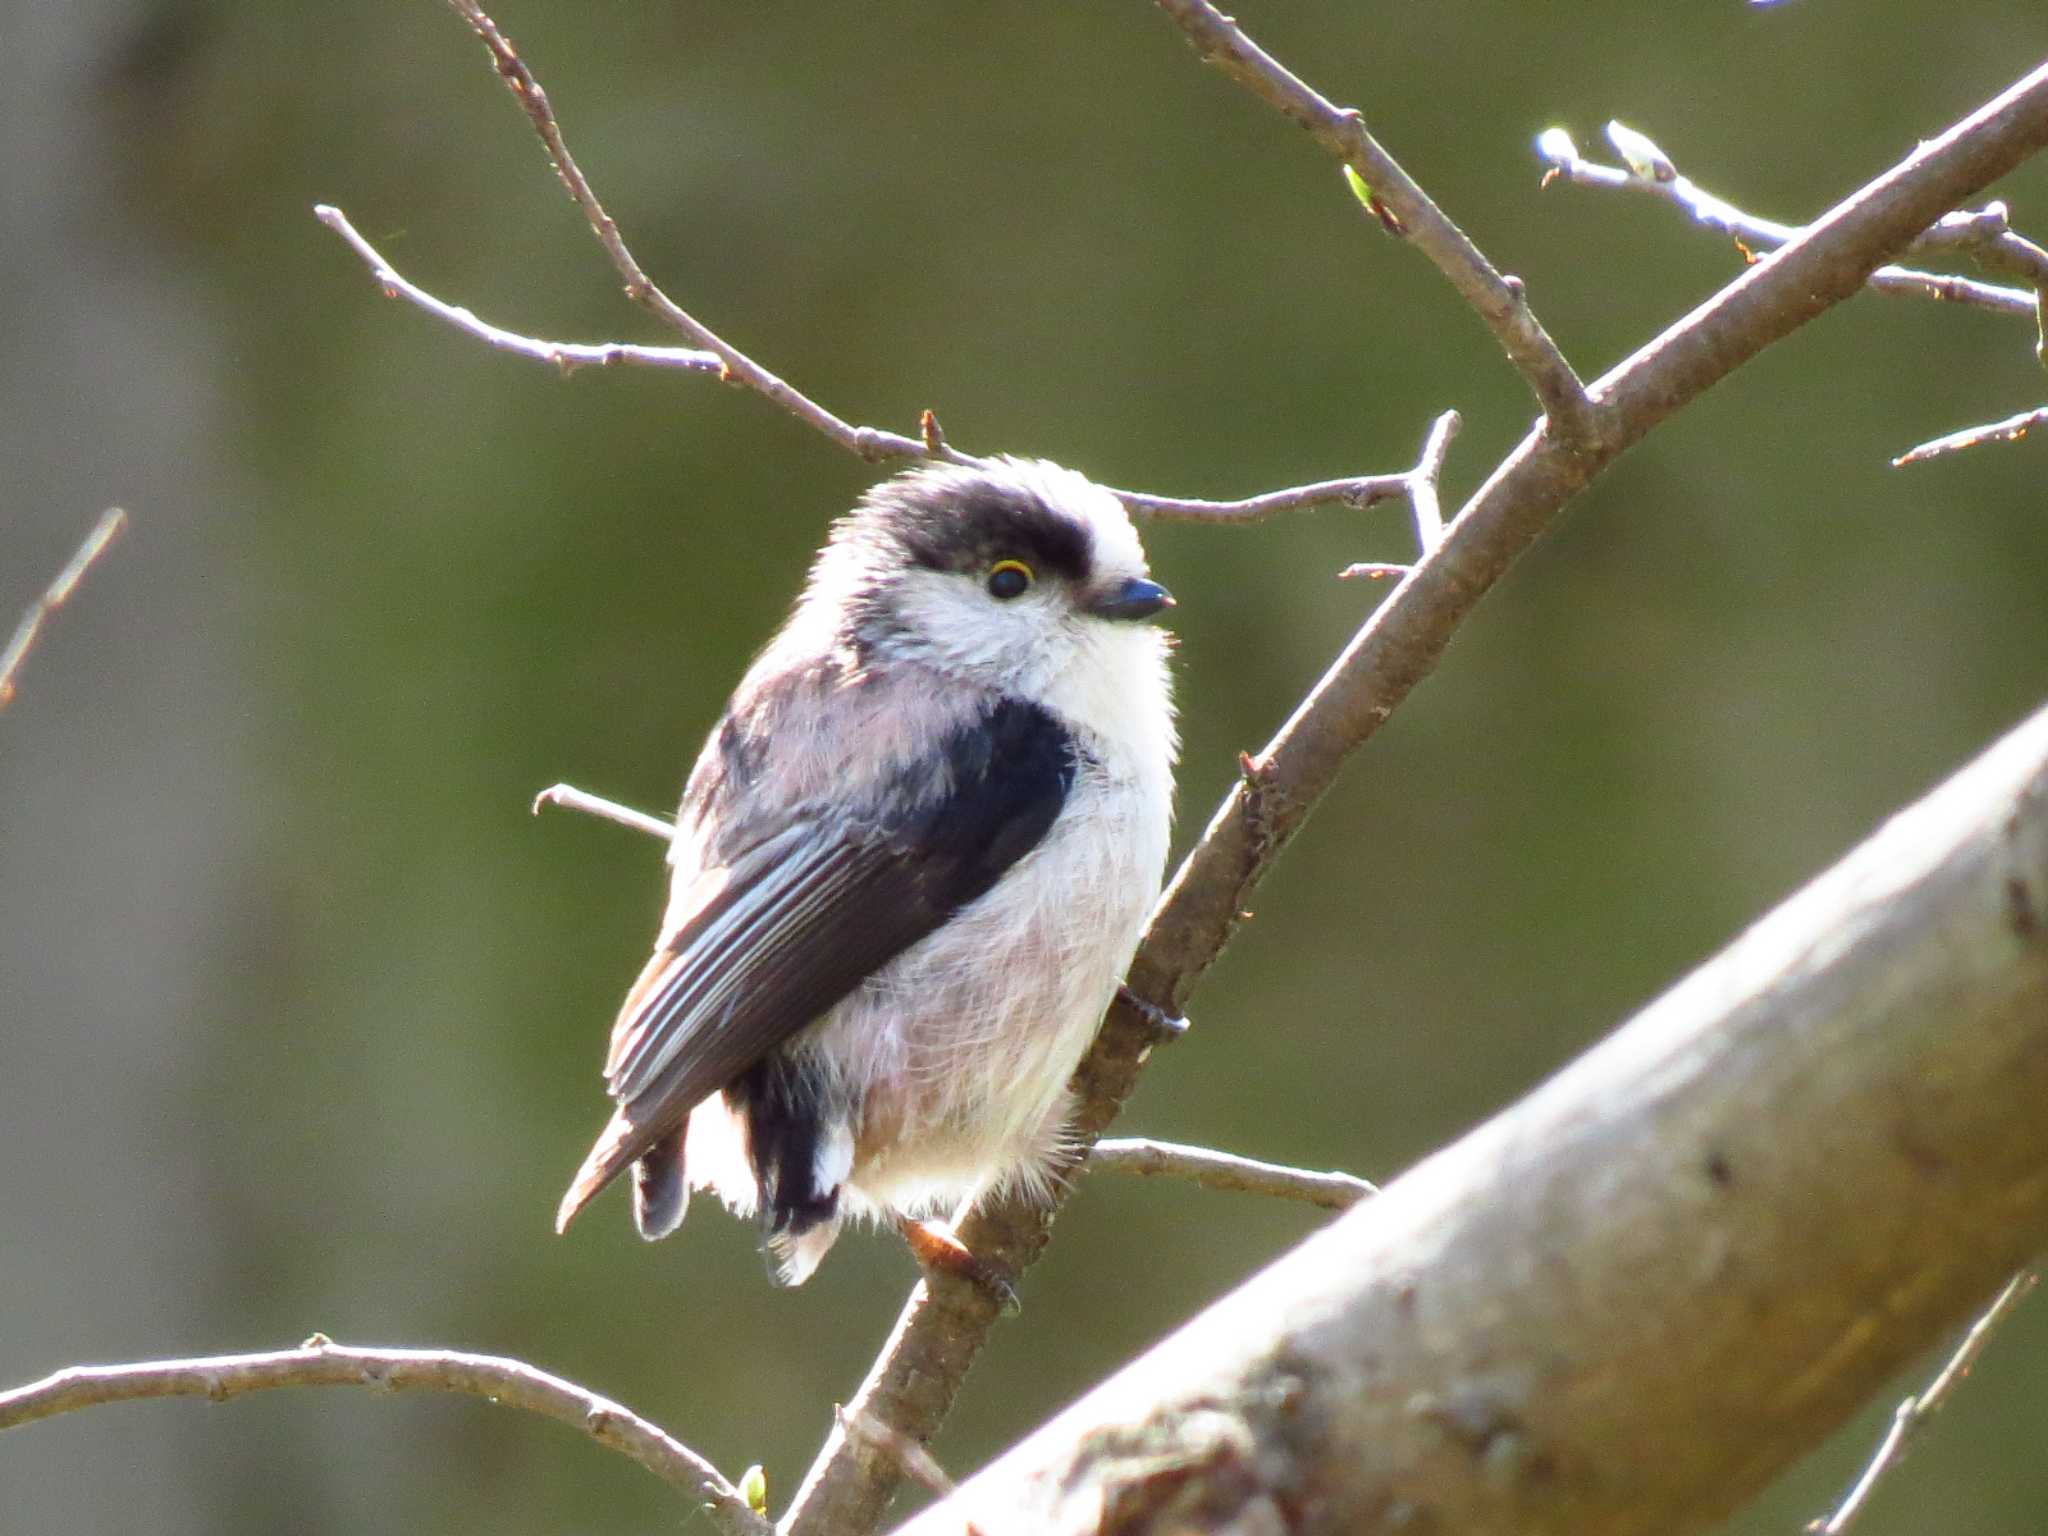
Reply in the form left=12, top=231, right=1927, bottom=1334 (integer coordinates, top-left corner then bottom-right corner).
left=557, top=696, right=1078, bottom=1230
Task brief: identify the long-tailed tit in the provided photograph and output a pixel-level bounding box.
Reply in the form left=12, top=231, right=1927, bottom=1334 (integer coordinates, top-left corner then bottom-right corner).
left=555, top=457, right=1178, bottom=1285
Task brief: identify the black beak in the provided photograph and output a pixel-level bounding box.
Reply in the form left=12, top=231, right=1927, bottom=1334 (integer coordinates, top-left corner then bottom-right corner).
left=1089, top=576, right=1175, bottom=622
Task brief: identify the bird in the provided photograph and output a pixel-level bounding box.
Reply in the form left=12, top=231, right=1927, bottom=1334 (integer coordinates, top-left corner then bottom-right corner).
left=554, top=456, right=1178, bottom=1287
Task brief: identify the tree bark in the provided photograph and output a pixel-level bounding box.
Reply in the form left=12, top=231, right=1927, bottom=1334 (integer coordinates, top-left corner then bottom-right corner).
left=896, top=698, right=2048, bottom=1536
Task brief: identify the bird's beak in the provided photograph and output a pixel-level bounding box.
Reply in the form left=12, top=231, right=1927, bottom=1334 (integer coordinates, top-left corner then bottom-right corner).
left=1088, top=576, right=1175, bottom=622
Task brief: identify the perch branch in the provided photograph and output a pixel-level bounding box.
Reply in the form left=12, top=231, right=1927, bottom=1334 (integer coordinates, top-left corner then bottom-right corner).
left=896, top=698, right=2048, bottom=1536
left=782, top=52, right=2048, bottom=1536
left=1806, top=1268, right=2040, bottom=1535
left=313, top=3, right=1410, bottom=527
left=0, top=1335, right=770, bottom=1536
left=1153, top=0, right=1596, bottom=444
left=1089, top=1138, right=1375, bottom=1211
left=0, top=507, right=127, bottom=712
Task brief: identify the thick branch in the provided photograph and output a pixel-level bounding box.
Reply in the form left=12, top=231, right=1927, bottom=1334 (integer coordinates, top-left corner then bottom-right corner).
left=0, top=1336, right=769, bottom=1536
left=779, top=55, right=2048, bottom=1536
left=897, top=697, right=2048, bottom=1536
left=1154, top=0, right=1596, bottom=443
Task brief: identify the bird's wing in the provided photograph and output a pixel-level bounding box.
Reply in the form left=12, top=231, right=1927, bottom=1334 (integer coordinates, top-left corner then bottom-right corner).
left=556, top=695, right=1079, bottom=1230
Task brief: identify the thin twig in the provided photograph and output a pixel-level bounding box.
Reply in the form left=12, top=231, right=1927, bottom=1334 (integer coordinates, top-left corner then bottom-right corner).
left=440, top=0, right=924, bottom=464
left=1153, top=0, right=1597, bottom=445
left=1336, top=410, right=1459, bottom=578
left=1892, top=402, right=2048, bottom=464
left=0, top=507, right=128, bottom=711
left=1089, top=1138, right=1375, bottom=1211
left=832, top=1406, right=956, bottom=1500
left=781, top=54, right=2048, bottom=1536
left=533, top=782, right=675, bottom=841
left=313, top=205, right=722, bottom=377
left=1805, top=1269, right=2039, bottom=1535
left=0, top=1335, right=770, bottom=1536
left=1536, top=124, right=2041, bottom=319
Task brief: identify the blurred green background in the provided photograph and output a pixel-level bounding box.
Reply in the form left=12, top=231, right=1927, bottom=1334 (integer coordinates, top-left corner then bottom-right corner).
left=3, top=2, right=2045, bottom=1532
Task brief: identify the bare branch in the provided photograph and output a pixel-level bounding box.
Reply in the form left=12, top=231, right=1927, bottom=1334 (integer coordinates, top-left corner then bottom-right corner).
left=1153, top=0, right=1596, bottom=444
left=313, top=205, right=722, bottom=377
left=1536, top=123, right=2042, bottom=320
left=1892, top=402, right=2048, bottom=464
left=1806, top=1269, right=2040, bottom=1535
left=0, top=507, right=128, bottom=712
left=1089, top=1138, right=1375, bottom=1211
left=833, top=1407, right=956, bottom=1501
left=532, top=782, right=675, bottom=841
left=0, top=1335, right=770, bottom=1536
left=320, top=9, right=1432, bottom=526
left=781, top=54, right=2048, bottom=1536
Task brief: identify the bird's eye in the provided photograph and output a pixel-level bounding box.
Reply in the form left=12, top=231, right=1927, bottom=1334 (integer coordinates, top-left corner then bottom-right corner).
left=986, top=560, right=1034, bottom=600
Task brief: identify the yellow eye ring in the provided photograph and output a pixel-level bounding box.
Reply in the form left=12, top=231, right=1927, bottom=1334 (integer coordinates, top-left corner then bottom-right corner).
left=986, top=559, right=1034, bottom=600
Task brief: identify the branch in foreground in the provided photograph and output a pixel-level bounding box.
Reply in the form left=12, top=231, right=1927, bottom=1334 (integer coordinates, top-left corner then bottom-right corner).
left=897, top=697, right=2048, bottom=1536
left=0, top=1336, right=769, bottom=1536
left=1090, top=1138, right=1375, bottom=1211
left=1893, top=402, right=2048, bottom=465
left=781, top=55, right=2048, bottom=1536
left=1807, top=1268, right=2039, bottom=1535
left=387, top=2, right=1405, bottom=526
left=1535, top=123, right=2042, bottom=319
left=1154, top=0, right=1596, bottom=444
left=0, top=507, right=127, bottom=711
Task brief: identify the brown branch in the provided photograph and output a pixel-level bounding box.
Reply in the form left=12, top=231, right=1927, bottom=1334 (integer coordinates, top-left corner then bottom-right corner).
left=0, top=507, right=127, bottom=712
left=313, top=205, right=723, bottom=376
left=1153, top=0, right=1596, bottom=445
left=1892, top=402, right=2048, bottom=464
left=1089, top=1138, right=1375, bottom=1211
left=894, top=695, right=2048, bottom=1536
left=1536, top=122, right=2042, bottom=320
left=0, top=1335, right=770, bottom=1536
left=779, top=53, right=2048, bottom=1536
left=375, top=3, right=1403, bottom=527
left=1806, top=1269, right=2040, bottom=1535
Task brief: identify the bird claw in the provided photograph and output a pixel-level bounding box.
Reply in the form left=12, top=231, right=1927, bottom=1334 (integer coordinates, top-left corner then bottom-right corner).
left=1117, top=983, right=1190, bottom=1042
left=895, top=1216, right=1021, bottom=1314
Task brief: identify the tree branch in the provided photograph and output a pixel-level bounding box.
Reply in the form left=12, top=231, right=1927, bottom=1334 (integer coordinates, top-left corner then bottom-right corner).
left=895, top=696, right=2048, bottom=1536
left=0, top=507, right=127, bottom=711
left=0, top=1335, right=769, bottom=1536
left=1536, top=123, right=2042, bottom=319
left=1807, top=1268, right=2040, bottom=1535
left=305, top=2, right=1421, bottom=526
left=1892, top=402, right=2048, bottom=465
left=1089, top=1139, right=1375, bottom=1211
left=1153, top=0, right=1597, bottom=446
left=779, top=52, right=2048, bottom=1536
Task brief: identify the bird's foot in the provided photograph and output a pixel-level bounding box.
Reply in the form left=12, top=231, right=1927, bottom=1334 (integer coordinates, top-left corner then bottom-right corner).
left=894, top=1215, right=1020, bottom=1314
left=1118, top=983, right=1190, bottom=1043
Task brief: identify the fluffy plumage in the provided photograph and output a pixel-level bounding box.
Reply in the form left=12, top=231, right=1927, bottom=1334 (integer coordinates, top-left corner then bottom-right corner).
left=556, top=457, right=1177, bottom=1284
